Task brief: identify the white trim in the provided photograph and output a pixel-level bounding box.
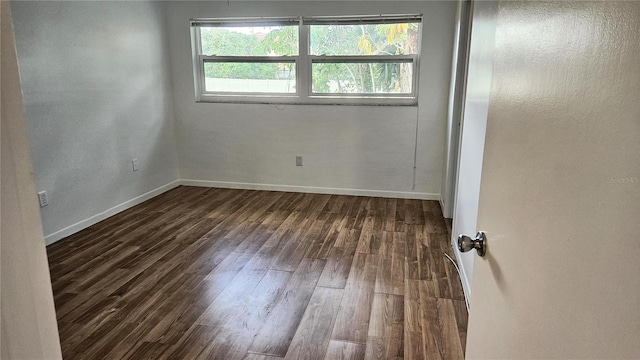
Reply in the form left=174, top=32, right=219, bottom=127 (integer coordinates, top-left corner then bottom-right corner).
left=310, top=55, right=415, bottom=63
left=191, top=17, right=300, bottom=27
left=302, top=14, right=422, bottom=26
left=180, top=179, right=438, bottom=200
left=44, top=180, right=181, bottom=246
left=451, top=237, right=472, bottom=309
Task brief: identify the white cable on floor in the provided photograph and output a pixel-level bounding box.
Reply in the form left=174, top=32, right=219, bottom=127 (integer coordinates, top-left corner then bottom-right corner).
left=443, top=252, right=470, bottom=311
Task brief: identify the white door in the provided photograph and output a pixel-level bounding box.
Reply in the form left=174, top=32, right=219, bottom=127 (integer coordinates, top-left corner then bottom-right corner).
left=465, top=1, right=640, bottom=358
left=1, top=2, right=62, bottom=358
left=450, top=0, right=498, bottom=304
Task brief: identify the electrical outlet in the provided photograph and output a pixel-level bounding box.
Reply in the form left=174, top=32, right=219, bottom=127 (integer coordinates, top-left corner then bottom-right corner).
left=132, top=159, right=139, bottom=171
left=296, top=156, right=303, bottom=166
left=37, top=191, right=48, bottom=207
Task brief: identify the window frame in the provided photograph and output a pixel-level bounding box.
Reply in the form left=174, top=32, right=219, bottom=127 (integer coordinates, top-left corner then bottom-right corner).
left=190, top=15, right=422, bottom=105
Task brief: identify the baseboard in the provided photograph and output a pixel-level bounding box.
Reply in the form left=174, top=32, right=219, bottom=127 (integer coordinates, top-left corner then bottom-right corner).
left=180, top=179, right=439, bottom=200
left=44, top=180, right=181, bottom=245
left=44, top=179, right=439, bottom=245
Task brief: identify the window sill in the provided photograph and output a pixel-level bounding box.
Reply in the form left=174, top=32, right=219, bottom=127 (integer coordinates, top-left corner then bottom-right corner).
left=195, top=95, right=418, bottom=106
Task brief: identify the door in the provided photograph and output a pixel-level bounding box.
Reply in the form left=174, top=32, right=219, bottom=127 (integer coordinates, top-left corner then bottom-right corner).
left=1, top=2, right=63, bottom=358
left=465, top=1, right=640, bottom=358
left=450, top=0, right=498, bottom=304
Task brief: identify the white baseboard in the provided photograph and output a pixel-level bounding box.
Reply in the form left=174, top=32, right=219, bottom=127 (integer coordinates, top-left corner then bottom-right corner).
left=180, top=179, right=439, bottom=200
left=45, top=179, right=439, bottom=246
left=44, top=180, right=181, bottom=245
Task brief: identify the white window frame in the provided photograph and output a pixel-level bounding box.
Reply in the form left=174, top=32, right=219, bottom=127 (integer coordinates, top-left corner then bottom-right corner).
left=190, top=15, right=422, bottom=105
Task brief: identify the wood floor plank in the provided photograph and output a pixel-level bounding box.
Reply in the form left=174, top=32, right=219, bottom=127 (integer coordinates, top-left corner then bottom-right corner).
left=233, top=192, right=301, bottom=255
left=394, top=199, right=406, bottom=233
left=355, top=216, right=383, bottom=255
left=139, top=281, right=212, bottom=346
left=141, top=252, right=254, bottom=343
left=332, top=226, right=356, bottom=248
left=383, top=198, right=397, bottom=232
left=283, top=287, right=343, bottom=360
left=418, top=289, right=445, bottom=360
left=162, top=324, right=219, bottom=360
left=349, top=197, right=369, bottom=231
left=331, top=253, right=379, bottom=344
left=243, top=355, right=283, bottom=360
left=316, top=229, right=359, bottom=289
left=70, top=317, right=137, bottom=359
left=304, top=214, right=345, bottom=260
left=416, top=227, right=434, bottom=281
left=270, top=219, right=316, bottom=271
left=411, top=199, right=426, bottom=226
left=369, top=197, right=384, bottom=233
left=103, top=321, right=163, bottom=359
left=405, top=226, right=420, bottom=280
left=422, top=201, right=447, bottom=234
left=437, top=298, right=465, bottom=359
left=196, top=253, right=278, bottom=328
left=452, top=299, right=468, bottom=354
left=122, top=341, right=171, bottom=360
left=365, top=293, right=404, bottom=359
left=197, top=269, right=292, bottom=359
left=249, top=258, right=327, bottom=357
left=404, top=199, right=417, bottom=225
left=431, top=249, right=453, bottom=299
left=56, top=267, right=140, bottom=323
left=324, top=341, right=366, bottom=360
left=46, top=187, right=467, bottom=360
left=375, top=232, right=405, bottom=295
left=404, top=280, right=427, bottom=360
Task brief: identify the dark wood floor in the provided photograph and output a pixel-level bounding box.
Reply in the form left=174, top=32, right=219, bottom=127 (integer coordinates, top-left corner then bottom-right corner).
left=47, top=186, right=467, bottom=360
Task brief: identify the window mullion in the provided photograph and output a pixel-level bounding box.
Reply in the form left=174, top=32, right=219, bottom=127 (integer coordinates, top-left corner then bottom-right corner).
left=198, top=55, right=203, bottom=91
left=309, top=55, right=416, bottom=63
left=192, top=27, right=203, bottom=101
left=298, top=22, right=310, bottom=101
left=200, top=55, right=297, bottom=63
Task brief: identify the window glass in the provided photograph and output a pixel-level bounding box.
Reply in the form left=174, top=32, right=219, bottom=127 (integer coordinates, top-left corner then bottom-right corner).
left=309, top=23, right=419, bottom=56
left=204, top=61, right=296, bottom=93
left=200, top=25, right=299, bottom=56
left=312, top=62, right=413, bottom=94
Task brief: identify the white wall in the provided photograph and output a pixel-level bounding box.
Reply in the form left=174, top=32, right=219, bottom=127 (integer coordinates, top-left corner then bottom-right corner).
left=166, top=1, right=456, bottom=198
left=1, top=2, right=62, bottom=357
left=11, top=1, right=180, bottom=243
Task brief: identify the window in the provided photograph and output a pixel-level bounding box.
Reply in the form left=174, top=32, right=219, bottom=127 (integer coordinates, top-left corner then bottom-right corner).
left=191, top=15, right=422, bottom=105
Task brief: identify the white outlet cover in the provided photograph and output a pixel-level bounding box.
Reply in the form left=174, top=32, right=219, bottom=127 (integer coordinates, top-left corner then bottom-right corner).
left=37, top=191, right=48, bottom=207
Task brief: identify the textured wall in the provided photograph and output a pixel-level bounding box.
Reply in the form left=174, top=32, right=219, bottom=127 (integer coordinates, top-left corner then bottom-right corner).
left=11, top=1, right=179, bottom=240
left=166, top=1, right=456, bottom=197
